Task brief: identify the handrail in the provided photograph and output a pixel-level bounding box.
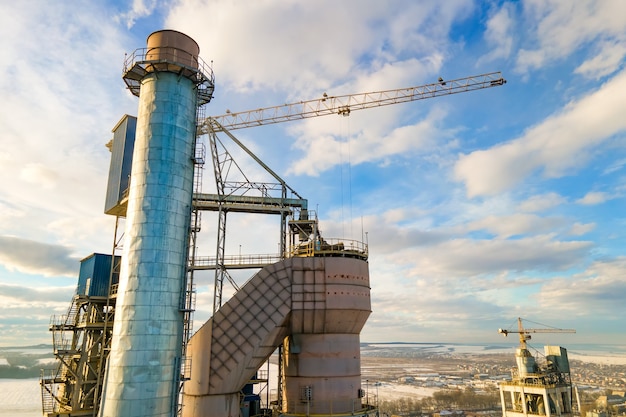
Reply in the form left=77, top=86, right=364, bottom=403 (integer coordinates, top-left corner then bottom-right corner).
left=190, top=238, right=368, bottom=270
left=289, top=238, right=368, bottom=259
left=123, top=47, right=215, bottom=85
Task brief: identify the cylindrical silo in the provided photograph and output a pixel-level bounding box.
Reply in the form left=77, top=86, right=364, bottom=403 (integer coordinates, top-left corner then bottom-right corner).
left=100, top=30, right=212, bottom=417
left=283, top=256, right=372, bottom=416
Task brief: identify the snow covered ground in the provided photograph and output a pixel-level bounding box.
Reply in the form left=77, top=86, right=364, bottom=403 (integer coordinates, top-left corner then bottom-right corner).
left=569, top=350, right=626, bottom=365
left=0, top=378, right=41, bottom=417
left=1, top=343, right=624, bottom=415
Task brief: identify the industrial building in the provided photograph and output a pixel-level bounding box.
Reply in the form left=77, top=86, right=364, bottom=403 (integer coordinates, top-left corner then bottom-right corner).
left=40, top=29, right=506, bottom=417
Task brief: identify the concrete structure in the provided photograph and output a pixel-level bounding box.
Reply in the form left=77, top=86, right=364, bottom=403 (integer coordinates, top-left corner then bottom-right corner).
left=181, top=256, right=372, bottom=417
left=499, top=346, right=574, bottom=417
left=99, top=30, right=213, bottom=417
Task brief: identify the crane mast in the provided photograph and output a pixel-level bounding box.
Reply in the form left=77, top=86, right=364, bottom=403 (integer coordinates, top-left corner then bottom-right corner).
left=199, top=71, right=506, bottom=132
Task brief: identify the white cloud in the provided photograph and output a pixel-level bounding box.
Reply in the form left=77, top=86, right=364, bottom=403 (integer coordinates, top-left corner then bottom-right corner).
left=478, top=3, right=515, bottom=65
left=287, top=107, right=451, bottom=176
left=576, top=191, right=609, bottom=205
left=575, top=41, right=626, bottom=79
left=467, top=213, right=566, bottom=238
left=538, top=257, right=626, bottom=319
left=568, top=222, right=595, bottom=236
left=166, top=0, right=472, bottom=97
left=516, top=0, right=626, bottom=75
left=19, top=163, right=59, bottom=190
left=0, top=1, right=133, bottom=255
left=454, top=69, right=626, bottom=197
left=406, top=235, right=590, bottom=278
left=116, top=0, right=159, bottom=29
left=518, top=192, right=566, bottom=212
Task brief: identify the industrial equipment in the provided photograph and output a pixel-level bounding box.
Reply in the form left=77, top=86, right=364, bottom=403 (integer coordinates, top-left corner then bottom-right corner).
left=41, top=29, right=506, bottom=417
left=498, top=318, right=576, bottom=417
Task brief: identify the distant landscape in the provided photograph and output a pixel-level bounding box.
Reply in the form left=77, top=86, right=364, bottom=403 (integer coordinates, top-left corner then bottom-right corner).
left=2, top=341, right=626, bottom=379
left=0, top=345, right=56, bottom=379
left=2, top=342, right=625, bottom=417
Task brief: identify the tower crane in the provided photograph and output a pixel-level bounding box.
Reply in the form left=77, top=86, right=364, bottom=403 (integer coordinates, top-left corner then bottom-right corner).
left=196, top=71, right=507, bottom=313
left=199, top=71, right=506, bottom=133
left=499, top=317, right=576, bottom=350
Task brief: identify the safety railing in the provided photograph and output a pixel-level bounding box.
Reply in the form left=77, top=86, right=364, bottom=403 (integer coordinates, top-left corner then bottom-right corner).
left=122, top=46, right=215, bottom=104
left=192, top=253, right=282, bottom=270
left=289, top=238, right=368, bottom=259
left=280, top=397, right=378, bottom=417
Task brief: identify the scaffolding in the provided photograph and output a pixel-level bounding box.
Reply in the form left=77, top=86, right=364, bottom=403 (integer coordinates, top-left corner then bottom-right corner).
left=40, top=283, right=118, bottom=416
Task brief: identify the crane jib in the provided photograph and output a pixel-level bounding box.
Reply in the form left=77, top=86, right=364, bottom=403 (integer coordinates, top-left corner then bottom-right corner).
left=198, top=71, right=506, bottom=134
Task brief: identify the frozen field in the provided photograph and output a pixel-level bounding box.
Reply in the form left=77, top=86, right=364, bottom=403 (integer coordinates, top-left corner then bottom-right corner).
left=0, top=378, right=41, bottom=417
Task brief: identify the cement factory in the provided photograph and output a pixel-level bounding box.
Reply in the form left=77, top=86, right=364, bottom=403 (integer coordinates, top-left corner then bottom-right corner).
left=39, top=30, right=506, bottom=417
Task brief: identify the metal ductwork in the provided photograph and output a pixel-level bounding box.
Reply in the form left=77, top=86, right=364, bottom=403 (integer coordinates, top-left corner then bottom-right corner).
left=182, top=256, right=371, bottom=417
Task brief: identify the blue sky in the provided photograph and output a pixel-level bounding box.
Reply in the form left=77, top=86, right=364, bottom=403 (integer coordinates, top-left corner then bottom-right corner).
left=1, top=0, right=625, bottom=348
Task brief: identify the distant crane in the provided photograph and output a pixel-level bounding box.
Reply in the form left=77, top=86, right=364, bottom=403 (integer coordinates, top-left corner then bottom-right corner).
left=497, top=318, right=577, bottom=417
left=499, top=317, right=576, bottom=350
left=198, top=72, right=507, bottom=312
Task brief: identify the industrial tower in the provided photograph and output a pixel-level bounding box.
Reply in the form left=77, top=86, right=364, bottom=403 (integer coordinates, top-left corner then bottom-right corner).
left=40, top=29, right=506, bottom=417
left=498, top=318, right=577, bottom=417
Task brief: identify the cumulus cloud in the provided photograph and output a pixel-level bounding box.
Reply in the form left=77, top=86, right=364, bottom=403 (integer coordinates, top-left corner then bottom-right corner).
left=518, top=192, right=566, bottom=212
left=0, top=1, right=131, bottom=258
left=403, top=235, right=591, bottom=278
left=167, top=0, right=472, bottom=96
left=116, top=0, right=159, bottom=29
left=575, top=41, right=626, bottom=79
left=0, top=236, right=78, bottom=277
left=454, top=69, right=626, bottom=197
left=467, top=213, right=566, bottom=238
left=576, top=191, right=609, bottom=205
left=477, top=3, right=515, bottom=65
left=19, top=163, right=59, bottom=190
left=0, top=283, right=75, bottom=346
left=287, top=107, right=451, bottom=176
left=568, top=222, right=595, bottom=236
left=538, top=257, right=626, bottom=318
left=516, top=0, right=626, bottom=75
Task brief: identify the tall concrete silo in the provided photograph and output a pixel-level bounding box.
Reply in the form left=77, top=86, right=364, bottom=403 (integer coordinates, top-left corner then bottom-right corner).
left=99, top=30, right=214, bottom=417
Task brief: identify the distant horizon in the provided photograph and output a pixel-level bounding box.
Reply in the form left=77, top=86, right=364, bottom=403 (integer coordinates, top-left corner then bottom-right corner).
left=3, top=340, right=625, bottom=352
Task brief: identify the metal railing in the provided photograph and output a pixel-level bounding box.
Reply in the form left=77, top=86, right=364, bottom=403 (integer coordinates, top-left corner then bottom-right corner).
left=192, top=253, right=283, bottom=270
left=289, top=238, right=368, bottom=259
left=190, top=238, right=368, bottom=270
left=122, top=46, right=215, bottom=104
left=280, top=397, right=378, bottom=417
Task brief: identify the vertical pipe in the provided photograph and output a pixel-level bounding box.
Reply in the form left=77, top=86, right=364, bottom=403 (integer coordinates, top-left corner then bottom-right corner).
left=100, top=31, right=201, bottom=417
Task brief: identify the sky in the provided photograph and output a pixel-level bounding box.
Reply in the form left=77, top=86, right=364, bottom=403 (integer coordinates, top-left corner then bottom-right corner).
left=0, top=0, right=625, bottom=348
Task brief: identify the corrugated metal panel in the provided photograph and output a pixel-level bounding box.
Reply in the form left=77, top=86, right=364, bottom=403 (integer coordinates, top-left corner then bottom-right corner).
left=104, top=115, right=136, bottom=215
left=545, top=345, right=570, bottom=373
left=77, top=253, right=120, bottom=297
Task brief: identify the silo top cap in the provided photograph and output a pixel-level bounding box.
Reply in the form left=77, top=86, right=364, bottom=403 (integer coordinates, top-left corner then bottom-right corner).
left=145, top=30, right=200, bottom=70
left=146, top=30, right=200, bottom=57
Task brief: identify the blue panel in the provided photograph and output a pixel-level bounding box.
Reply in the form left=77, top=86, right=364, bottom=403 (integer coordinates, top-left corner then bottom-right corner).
left=104, top=115, right=137, bottom=215
left=77, top=253, right=121, bottom=297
